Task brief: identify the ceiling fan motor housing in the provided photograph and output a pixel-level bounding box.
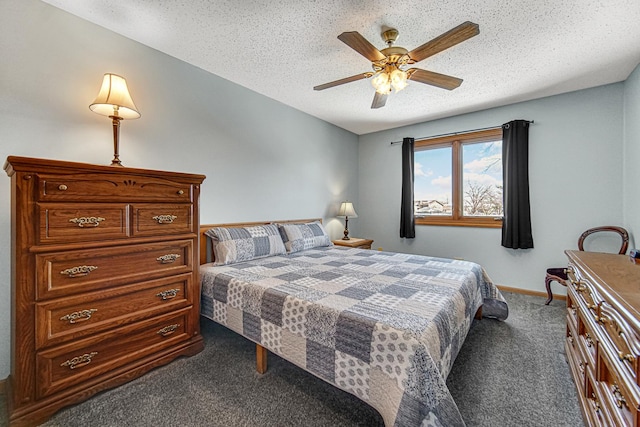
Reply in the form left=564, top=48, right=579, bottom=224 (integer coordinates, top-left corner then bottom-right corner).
left=382, top=28, right=399, bottom=45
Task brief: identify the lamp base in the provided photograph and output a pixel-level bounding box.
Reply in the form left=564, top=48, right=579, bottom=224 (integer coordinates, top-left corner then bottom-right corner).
left=342, top=216, right=350, bottom=240
left=109, top=115, right=124, bottom=167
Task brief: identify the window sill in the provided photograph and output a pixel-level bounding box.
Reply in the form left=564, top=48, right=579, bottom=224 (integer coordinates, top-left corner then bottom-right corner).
left=415, top=217, right=503, bottom=228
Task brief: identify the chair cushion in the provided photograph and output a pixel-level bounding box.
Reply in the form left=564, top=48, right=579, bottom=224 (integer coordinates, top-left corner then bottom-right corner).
left=546, top=267, right=568, bottom=280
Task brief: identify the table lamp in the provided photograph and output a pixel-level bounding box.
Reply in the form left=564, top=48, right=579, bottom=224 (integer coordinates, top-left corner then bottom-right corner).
left=338, top=201, right=358, bottom=240
left=89, top=73, right=141, bottom=166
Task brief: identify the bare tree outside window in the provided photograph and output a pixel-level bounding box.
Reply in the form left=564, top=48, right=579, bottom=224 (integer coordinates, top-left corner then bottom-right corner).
left=464, top=182, right=503, bottom=216
left=462, top=140, right=503, bottom=217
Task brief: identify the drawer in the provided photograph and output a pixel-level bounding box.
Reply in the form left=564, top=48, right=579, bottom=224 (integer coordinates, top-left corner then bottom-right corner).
left=596, top=345, right=640, bottom=427
left=598, top=302, right=640, bottom=385
left=36, top=307, right=192, bottom=399
left=578, top=308, right=597, bottom=368
left=566, top=287, right=579, bottom=331
left=566, top=324, right=587, bottom=394
left=572, top=278, right=603, bottom=321
left=36, top=240, right=194, bottom=299
left=586, top=369, right=616, bottom=426
left=132, top=204, right=193, bottom=237
left=38, top=203, right=128, bottom=244
left=37, top=173, right=193, bottom=203
left=35, top=273, right=192, bottom=349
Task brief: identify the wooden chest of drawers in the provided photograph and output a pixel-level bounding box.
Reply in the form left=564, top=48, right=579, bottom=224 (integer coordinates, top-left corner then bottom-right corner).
left=4, top=156, right=206, bottom=426
left=565, top=250, right=640, bottom=426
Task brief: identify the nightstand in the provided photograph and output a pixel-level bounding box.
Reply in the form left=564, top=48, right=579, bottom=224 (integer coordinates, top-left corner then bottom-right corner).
left=332, top=238, right=374, bottom=250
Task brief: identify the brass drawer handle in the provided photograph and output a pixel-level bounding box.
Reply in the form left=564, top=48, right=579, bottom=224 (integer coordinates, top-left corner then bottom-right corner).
left=612, top=384, right=627, bottom=408
left=585, top=333, right=594, bottom=348
left=156, top=289, right=180, bottom=300
left=591, top=392, right=600, bottom=412
left=61, top=352, right=98, bottom=370
left=60, top=265, right=98, bottom=278
left=60, top=309, right=98, bottom=324
left=177, top=190, right=184, bottom=195
left=619, top=351, right=635, bottom=364
left=69, top=217, right=105, bottom=228
left=58, top=184, right=68, bottom=191
left=157, top=254, right=181, bottom=264
left=157, top=324, right=179, bottom=337
left=152, top=215, right=177, bottom=224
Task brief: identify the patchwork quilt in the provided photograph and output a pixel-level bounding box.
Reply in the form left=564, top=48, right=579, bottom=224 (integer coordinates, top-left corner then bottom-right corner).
left=200, top=246, right=508, bottom=426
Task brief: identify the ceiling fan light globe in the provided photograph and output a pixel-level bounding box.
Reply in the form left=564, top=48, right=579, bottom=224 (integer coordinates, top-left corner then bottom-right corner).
left=390, top=68, right=408, bottom=92
left=374, top=81, right=391, bottom=94
left=371, top=72, right=391, bottom=94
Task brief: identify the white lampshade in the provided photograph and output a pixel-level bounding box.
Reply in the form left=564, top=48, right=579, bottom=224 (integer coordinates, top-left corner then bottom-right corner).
left=338, top=202, right=358, bottom=218
left=371, top=65, right=408, bottom=95
left=89, top=73, right=141, bottom=119
left=390, top=68, right=408, bottom=92
left=371, top=71, right=391, bottom=95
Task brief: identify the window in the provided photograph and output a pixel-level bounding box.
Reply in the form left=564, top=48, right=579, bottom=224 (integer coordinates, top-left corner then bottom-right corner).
left=414, top=127, right=503, bottom=228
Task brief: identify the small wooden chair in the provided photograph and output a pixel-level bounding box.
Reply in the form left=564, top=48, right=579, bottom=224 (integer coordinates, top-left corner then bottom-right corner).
left=545, top=226, right=629, bottom=305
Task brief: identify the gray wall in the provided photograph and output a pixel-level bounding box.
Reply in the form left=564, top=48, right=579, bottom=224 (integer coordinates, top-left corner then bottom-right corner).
left=358, top=84, right=627, bottom=293
left=624, top=64, right=640, bottom=240
left=0, top=0, right=359, bottom=380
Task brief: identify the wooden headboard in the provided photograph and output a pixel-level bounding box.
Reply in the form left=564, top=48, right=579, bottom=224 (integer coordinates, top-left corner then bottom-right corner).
left=199, top=218, right=322, bottom=265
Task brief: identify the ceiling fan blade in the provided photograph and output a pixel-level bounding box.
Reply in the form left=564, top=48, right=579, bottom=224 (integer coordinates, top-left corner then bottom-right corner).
left=371, top=91, right=388, bottom=109
left=407, top=21, right=479, bottom=63
left=338, top=31, right=386, bottom=62
left=314, top=73, right=371, bottom=91
left=407, top=69, right=463, bottom=90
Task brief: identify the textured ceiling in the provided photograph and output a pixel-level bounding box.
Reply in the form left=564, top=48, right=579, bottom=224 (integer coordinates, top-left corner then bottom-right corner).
left=42, top=0, right=640, bottom=135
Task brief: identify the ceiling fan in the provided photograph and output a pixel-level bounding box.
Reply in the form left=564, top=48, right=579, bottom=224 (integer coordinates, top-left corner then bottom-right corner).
left=314, top=21, right=479, bottom=109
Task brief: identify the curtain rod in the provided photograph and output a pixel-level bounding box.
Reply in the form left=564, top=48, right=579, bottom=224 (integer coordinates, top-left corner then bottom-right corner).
left=389, top=120, right=534, bottom=145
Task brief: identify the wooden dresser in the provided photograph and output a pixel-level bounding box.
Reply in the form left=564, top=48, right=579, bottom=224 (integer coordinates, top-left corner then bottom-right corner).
left=565, top=250, right=640, bottom=426
left=4, top=156, right=206, bottom=426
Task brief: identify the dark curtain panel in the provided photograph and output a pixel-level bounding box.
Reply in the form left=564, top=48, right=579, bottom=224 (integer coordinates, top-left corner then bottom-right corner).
left=501, top=120, right=534, bottom=249
left=400, top=137, right=415, bottom=238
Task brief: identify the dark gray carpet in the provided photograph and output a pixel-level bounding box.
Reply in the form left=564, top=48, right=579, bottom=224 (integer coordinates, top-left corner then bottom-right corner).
left=0, top=292, right=584, bottom=427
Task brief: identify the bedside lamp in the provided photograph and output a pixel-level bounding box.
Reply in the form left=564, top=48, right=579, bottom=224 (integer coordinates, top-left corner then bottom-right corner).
left=338, top=201, right=358, bottom=240
left=89, top=73, right=140, bottom=166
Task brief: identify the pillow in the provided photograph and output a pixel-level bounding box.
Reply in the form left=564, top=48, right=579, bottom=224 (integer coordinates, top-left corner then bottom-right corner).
left=205, top=224, right=286, bottom=265
left=278, top=221, right=332, bottom=253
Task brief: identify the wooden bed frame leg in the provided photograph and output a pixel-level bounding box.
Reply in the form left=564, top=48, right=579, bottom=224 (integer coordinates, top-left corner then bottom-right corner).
left=475, top=306, right=483, bottom=320
left=256, top=344, right=267, bottom=374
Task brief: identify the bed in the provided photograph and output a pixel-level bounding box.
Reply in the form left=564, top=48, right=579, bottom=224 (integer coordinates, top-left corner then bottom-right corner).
left=198, top=219, right=508, bottom=426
